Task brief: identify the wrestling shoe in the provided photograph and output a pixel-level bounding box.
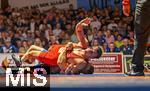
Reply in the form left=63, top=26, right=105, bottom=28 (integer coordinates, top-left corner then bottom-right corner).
left=1, top=57, right=9, bottom=70
left=126, top=71, right=145, bottom=76
left=11, top=54, right=22, bottom=67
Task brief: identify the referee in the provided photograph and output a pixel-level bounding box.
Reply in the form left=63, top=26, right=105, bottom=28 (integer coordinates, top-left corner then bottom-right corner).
left=123, top=0, right=150, bottom=76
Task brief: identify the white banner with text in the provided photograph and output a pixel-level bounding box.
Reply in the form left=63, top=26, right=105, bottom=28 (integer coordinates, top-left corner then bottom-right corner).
left=8, top=0, right=77, bottom=10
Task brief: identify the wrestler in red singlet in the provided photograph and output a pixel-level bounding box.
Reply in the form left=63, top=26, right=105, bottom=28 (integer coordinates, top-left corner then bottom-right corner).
left=37, top=45, right=64, bottom=66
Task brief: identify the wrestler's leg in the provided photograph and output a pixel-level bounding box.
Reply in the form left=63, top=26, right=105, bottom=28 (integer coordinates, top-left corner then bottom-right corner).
left=28, top=50, right=41, bottom=57
left=21, top=45, right=45, bottom=61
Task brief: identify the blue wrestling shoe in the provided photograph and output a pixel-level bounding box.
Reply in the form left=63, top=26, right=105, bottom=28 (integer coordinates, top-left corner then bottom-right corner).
left=11, top=54, right=22, bottom=67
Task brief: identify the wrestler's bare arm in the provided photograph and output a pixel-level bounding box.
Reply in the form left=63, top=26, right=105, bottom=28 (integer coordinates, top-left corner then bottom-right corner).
left=57, top=18, right=91, bottom=72
left=75, top=18, right=91, bottom=48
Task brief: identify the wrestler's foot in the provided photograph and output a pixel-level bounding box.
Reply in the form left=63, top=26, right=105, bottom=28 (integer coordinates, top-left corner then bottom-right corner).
left=1, top=57, right=9, bottom=70
left=126, top=71, right=145, bottom=76
left=11, top=54, right=22, bottom=67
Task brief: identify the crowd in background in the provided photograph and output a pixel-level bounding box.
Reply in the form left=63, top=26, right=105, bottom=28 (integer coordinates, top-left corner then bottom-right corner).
left=0, top=4, right=149, bottom=55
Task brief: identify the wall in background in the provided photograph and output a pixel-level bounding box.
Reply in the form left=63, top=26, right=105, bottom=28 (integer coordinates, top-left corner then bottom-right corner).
left=77, top=0, right=136, bottom=11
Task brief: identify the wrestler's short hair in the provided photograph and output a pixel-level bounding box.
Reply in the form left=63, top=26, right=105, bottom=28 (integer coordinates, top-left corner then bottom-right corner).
left=71, top=63, right=94, bottom=75
left=81, top=63, right=94, bottom=74
left=71, top=62, right=87, bottom=75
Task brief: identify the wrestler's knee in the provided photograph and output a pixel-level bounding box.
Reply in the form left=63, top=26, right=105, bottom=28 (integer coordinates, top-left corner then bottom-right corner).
left=28, top=51, right=34, bottom=55
left=57, top=59, right=64, bottom=65
left=30, top=45, right=37, bottom=48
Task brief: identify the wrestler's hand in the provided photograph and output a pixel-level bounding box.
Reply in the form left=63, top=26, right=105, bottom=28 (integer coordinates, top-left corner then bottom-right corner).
left=76, top=17, right=91, bottom=32
left=122, top=0, right=130, bottom=16
left=80, top=17, right=91, bottom=26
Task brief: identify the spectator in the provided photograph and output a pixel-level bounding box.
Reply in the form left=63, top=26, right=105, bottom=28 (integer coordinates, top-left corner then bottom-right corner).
left=102, top=42, right=108, bottom=53
left=91, top=39, right=103, bottom=53
left=45, top=25, right=53, bottom=41
left=120, top=38, right=134, bottom=55
left=71, top=33, right=78, bottom=43
left=30, top=18, right=36, bottom=33
left=22, top=40, right=29, bottom=52
left=90, top=15, right=101, bottom=31
left=106, top=42, right=120, bottom=53
left=96, top=31, right=106, bottom=46
left=34, top=38, right=43, bottom=47
left=107, top=20, right=118, bottom=31
left=26, top=30, right=34, bottom=41
left=87, top=29, right=93, bottom=45
left=104, top=30, right=115, bottom=46
left=0, top=6, right=144, bottom=54
left=53, top=23, right=62, bottom=38
left=114, top=34, right=123, bottom=49
left=0, top=38, right=18, bottom=53
left=65, top=23, right=74, bottom=36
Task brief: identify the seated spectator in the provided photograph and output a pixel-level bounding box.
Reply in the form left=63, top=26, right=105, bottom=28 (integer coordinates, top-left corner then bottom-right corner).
left=102, top=42, right=108, bottom=53
left=91, top=39, right=103, bottom=54
left=65, top=23, right=74, bottom=36
left=96, top=31, right=106, bottom=46
left=90, top=15, right=101, bottom=31
left=22, top=40, right=29, bottom=52
left=104, top=30, right=115, bottom=46
left=87, top=29, right=93, bottom=45
left=53, top=23, right=62, bottom=38
left=114, top=34, right=123, bottom=49
left=71, top=33, right=78, bottom=43
left=106, top=42, right=120, bottom=53
left=120, top=38, right=134, bottom=55
left=34, top=38, right=43, bottom=47
left=0, top=38, right=18, bottom=53
left=107, top=20, right=118, bottom=31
